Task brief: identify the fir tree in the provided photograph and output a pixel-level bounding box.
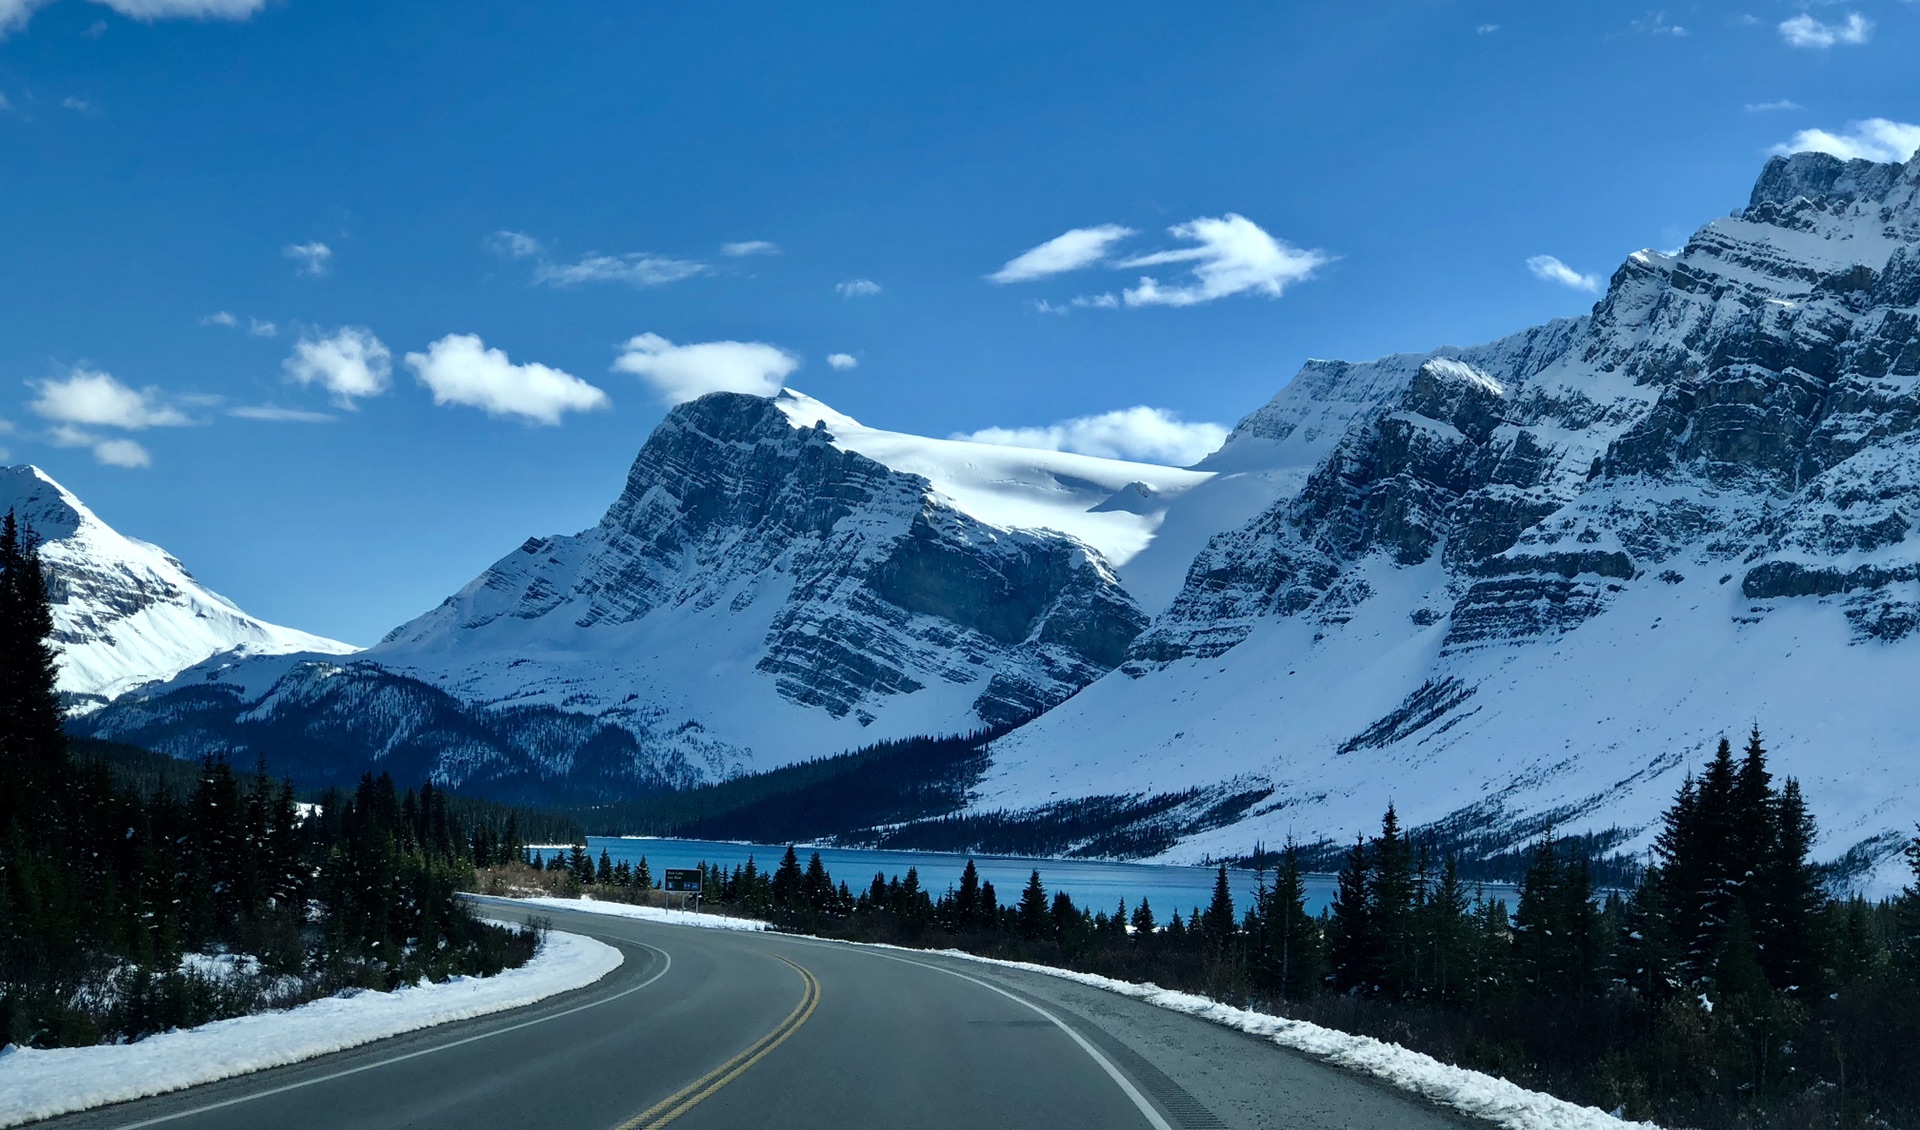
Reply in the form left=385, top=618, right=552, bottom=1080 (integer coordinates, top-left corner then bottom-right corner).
left=1202, top=863, right=1237, bottom=950
left=1017, top=869, right=1048, bottom=940
left=596, top=849, right=614, bottom=886
left=772, top=845, right=803, bottom=909
left=955, top=860, right=981, bottom=931
left=635, top=855, right=653, bottom=893
left=1328, top=835, right=1374, bottom=994
left=1130, top=897, right=1156, bottom=938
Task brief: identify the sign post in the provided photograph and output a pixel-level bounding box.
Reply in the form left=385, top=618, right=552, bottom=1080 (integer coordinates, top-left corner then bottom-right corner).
left=663, top=867, right=703, bottom=911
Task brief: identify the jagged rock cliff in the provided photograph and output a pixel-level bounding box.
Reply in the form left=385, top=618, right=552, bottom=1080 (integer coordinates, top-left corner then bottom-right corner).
left=978, top=149, right=1920, bottom=887
left=82, top=391, right=1172, bottom=788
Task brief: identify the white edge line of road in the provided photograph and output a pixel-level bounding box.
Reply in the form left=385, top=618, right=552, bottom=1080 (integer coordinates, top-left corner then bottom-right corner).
left=856, top=947, right=1176, bottom=1130
left=506, top=895, right=1662, bottom=1130
left=98, top=936, right=670, bottom=1130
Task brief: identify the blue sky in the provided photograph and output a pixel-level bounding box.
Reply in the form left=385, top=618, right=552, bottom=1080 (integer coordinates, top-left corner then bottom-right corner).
left=1, top=0, right=1914, bottom=645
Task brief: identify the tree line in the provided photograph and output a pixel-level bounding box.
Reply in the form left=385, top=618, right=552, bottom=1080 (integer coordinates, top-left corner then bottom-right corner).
left=0, top=515, right=540, bottom=1049
left=528, top=725, right=1920, bottom=1129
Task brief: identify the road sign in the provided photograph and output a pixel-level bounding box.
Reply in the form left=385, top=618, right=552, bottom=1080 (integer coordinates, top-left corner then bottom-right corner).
left=663, top=868, right=703, bottom=893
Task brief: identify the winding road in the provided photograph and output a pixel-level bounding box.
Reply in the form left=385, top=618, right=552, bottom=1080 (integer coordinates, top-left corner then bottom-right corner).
left=37, top=900, right=1479, bottom=1130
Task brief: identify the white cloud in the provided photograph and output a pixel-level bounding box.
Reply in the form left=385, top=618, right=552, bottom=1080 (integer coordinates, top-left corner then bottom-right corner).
left=404, top=334, right=609, bottom=425
left=248, top=317, right=277, bottom=337
left=0, top=0, right=45, bottom=35
left=1631, top=11, right=1687, bottom=36
left=201, top=311, right=238, bottom=328
left=1526, top=254, right=1601, bottom=293
left=29, top=368, right=190, bottom=429
left=283, top=326, right=391, bottom=406
left=228, top=405, right=333, bottom=423
left=61, top=96, right=89, bottom=111
left=1476, top=23, right=1499, bottom=34
left=1118, top=214, right=1329, bottom=307
left=1778, top=12, right=1871, bottom=48
left=989, top=224, right=1136, bottom=283
left=1073, top=293, right=1119, bottom=309
left=1772, top=118, right=1920, bottom=163
left=91, top=438, right=150, bottom=467
left=835, top=278, right=882, bottom=297
left=487, top=230, right=545, bottom=260
left=533, top=252, right=706, bottom=288
left=1743, top=99, right=1803, bottom=113
left=93, top=0, right=267, bottom=19
left=612, top=333, right=800, bottom=405
left=954, top=406, right=1229, bottom=467
left=283, top=241, right=332, bottom=277
left=826, top=353, right=858, bottom=371
left=720, top=240, right=780, bottom=257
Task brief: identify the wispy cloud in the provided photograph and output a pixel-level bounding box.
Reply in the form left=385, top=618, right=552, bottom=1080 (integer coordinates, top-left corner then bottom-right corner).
left=1772, top=118, right=1920, bottom=163
left=1118, top=214, right=1329, bottom=307
left=1526, top=254, right=1601, bottom=293
left=60, top=96, right=89, bottom=111
left=228, top=405, right=333, bottom=423
left=200, top=311, right=238, bottom=328
left=720, top=240, right=780, bottom=257
left=202, top=310, right=277, bottom=337
left=1475, top=23, right=1499, bottom=34
left=405, top=334, right=609, bottom=425
left=1743, top=99, right=1802, bottom=114
left=90, top=438, right=150, bottom=467
left=954, top=406, right=1229, bottom=467
left=534, top=252, right=706, bottom=288
left=989, top=224, right=1136, bottom=283
left=283, top=241, right=333, bottom=277
left=488, top=230, right=544, bottom=260
left=613, top=333, right=800, bottom=405
left=283, top=326, right=391, bottom=406
left=826, top=353, right=858, bottom=371
left=3, top=0, right=266, bottom=38
left=1631, top=11, right=1686, bottom=37
left=489, top=229, right=707, bottom=288
left=248, top=317, right=277, bottom=337
left=835, top=278, right=881, bottom=298
left=1778, top=12, right=1871, bottom=49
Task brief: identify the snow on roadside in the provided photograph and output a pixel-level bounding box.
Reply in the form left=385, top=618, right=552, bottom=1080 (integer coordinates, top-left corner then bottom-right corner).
left=903, top=947, right=1661, bottom=1130
left=497, top=894, right=770, bottom=931
left=0, top=930, right=622, bottom=1128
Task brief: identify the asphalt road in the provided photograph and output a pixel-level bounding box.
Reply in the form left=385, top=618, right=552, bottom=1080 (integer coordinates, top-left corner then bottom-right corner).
left=38, top=901, right=1481, bottom=1130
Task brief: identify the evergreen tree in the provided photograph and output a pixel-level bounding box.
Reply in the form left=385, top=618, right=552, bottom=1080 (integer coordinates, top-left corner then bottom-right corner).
left=1758, top=778, right=1824, bottom=994
left=772, top=845, right=803, bottom=909
left=802, top=851, right=831, bottom=912
left=1369, top=805, right=1415, bottom=998
left=1202, top=863, right=1237, bottom=950
left=1264, top=838, right=1320, bottom=999
left=1017, top=869, right=1048, bottom=941
left=1328, top=836, right=1374, bottom=994
left=635, top=855, right=653, bottom=893
left=1130, top=897, right=1156, bottom=939
left=955, top=860, right=981, bottom=931
left=596, top=849, right=614, bottom=886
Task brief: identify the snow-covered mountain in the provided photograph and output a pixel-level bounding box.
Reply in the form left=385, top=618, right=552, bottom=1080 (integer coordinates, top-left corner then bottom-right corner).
left=82, top=390, right=1213, bottom=788
left=75, top=150, right=1920, bottom=886
left=0, top=465, right=355, bottom=709
left=976, top=149, right=1920, bottom=886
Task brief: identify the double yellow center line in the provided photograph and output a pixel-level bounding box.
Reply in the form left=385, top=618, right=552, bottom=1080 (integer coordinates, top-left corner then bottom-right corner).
left=614, top=954, right=821, bottom=1130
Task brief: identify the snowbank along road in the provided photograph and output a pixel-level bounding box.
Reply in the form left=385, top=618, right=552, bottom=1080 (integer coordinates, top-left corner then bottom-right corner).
left=33, top=898, right=1481, bottom=1130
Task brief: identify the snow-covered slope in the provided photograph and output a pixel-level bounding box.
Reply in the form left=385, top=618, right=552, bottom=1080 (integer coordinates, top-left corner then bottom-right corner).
left=89, top=391, right=1219, bottom=789
left=978, top=150, right=1920, bottom=888
left=0, top=465, right=355, bottom=709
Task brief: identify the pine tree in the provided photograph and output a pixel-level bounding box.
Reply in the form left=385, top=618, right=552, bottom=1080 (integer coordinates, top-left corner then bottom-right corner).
left=772, top=846, right=803, bottom=909
left=802, top=852, right=831, bottom=912
left=1421, top=855, right=1471, bottom=1003
left=596, top=849, right=614, bottom=886
left=1897, top=828, right=1920, bottom=984
left=1017, top=869, right=1048, bottom=941
left=1130, top=897, right=1156, bottom=939
left=1265, top=838, right=1320, bottom=998
left=1369, top=805, right=1415, bottom=998
left=1202, top=863, right=1237, bottom=950
left=955, top=860, right=981, bottom=931
left=1328, top=835, right=1374, bottom=994
left=1758, top=777, right=1824, bottom=994
left=636, top=855, right=653, bottom=893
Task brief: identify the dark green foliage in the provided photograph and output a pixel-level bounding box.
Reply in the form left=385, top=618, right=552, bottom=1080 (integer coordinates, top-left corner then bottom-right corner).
left=0, top=512, right=536, bottom=1050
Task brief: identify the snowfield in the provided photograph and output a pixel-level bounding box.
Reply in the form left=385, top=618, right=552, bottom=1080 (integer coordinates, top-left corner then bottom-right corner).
left=496, top=894, right=772, bottom=931
left=0, top=930, right=621, bottom=1128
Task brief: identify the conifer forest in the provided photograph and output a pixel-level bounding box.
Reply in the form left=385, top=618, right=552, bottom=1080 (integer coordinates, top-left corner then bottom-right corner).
left=0, top=517, right=540, bottom=1049
left=511, top=730, right=1920, bottom=1129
